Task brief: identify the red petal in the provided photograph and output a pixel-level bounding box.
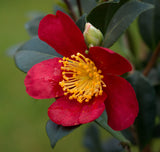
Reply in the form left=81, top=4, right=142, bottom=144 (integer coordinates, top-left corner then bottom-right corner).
left=24, top=58, right=63, bottom=99
left=48, top=93, right=107, bottom=126
left=38, top=11, right=87, bottom=57
left=103, top=74, right=139, bottom=131
left=88, top=47, right=132, bottom=75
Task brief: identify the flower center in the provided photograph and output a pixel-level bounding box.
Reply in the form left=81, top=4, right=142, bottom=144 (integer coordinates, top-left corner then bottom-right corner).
left=59, top=52, right=106, bottom=103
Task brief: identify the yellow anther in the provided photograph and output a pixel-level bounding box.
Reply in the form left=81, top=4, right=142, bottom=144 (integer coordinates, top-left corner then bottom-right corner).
left=103, top=84, right=106, bottom=87
left=69, top=96, right=73, bottom=100
left=101, top=75, right=104, bottom=79
left=87, top=69, right=90, bottom=73
left=77, top=71, right=81, bottom=74
left=89, top=73, right=92, bottom=77
left=98, top=70, right=102, bottom=73
left=59, top=53, right=106, bottom=103
left=63, top=88, right=66, bottom=91
left=99, top=90, right=103, bottom=95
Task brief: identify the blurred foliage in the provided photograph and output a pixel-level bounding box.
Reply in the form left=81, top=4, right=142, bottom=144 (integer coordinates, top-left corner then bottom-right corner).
left=138, top=0, right=160, bottom=50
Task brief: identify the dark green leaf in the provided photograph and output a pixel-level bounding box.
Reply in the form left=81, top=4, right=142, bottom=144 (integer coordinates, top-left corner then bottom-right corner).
left=147, top=66, right=160, bottom=86
left=153, top=124, right=160, bottom=138
left=127, top=71, right=156, bottom=149
left=83, top=124, right=102, bottom=152
left=103, top=0, right=153, bottom=47
left=81, top=0, right=97, bottom=14
left=46, top=119, right=78, bottom=148
left=154, top=0, right=160, bottom=45
left=138, top=0, right=160, bottom=50
left=121, top=128, right=136, bottom=145
left=156, top=97, right=160, bottom=118
left=15, top=50, right=56, bottom=73
left=25, top=16, right=44, bottom=37
left=102, top=138, right=124, bottom=152
left=14, top=36, right=62, bottom=72
left=95, top=111, right=129, bottom=144
left=84, top=123, right=124, bottom=152
left=155, top=84, right=160, bottom=117
left=76, top=14, right=87, bottom=32
left=70, top=0, right=77, bottom=6
left=87, top=0, right=121, bottom=35
left=70, top=0, right=97, bottom=14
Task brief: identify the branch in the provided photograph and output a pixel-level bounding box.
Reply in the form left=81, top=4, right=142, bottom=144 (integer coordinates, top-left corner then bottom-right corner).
left=77, top=0, right=82, bottom=16
left=120, top=142, right=131, bottom=152
left=143, top=41, right=160, bottom=76
left=63, top=0, right=77, bottom=21
left=142, top=144, right=152, bottom=152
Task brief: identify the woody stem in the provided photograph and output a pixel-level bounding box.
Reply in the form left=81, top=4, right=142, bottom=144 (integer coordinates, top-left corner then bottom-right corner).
left=76, top=0, right=82, bottom=16
left=63, top=0, right=77, bottom=21
left=143, top=41, right=160, bottom=76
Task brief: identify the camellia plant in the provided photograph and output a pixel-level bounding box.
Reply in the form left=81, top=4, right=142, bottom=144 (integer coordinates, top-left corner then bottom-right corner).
left=10, top=0, right=160, bottom=152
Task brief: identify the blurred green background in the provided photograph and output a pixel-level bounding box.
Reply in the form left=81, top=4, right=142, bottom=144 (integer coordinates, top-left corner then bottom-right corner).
left=0, top=0, right=91, bottom=151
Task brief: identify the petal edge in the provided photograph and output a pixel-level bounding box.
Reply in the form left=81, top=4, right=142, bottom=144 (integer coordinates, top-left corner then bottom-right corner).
left=48, top=93, right=107, bottom=126
left=88, top=47, right=132, bottom=75
left=103, top=74, right=139, bottom=131
left=24, top=58, right=63, bottom=99
left=38, top=11, right=87, bottom=57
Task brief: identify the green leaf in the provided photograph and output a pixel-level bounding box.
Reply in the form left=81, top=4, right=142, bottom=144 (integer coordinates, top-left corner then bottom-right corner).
left=87, top=0, right=121, bottom=35
left=46, top=119, right=78, bottom=148
left=103, top=0, right=154, bottom=48
left=138, top=0, right=160, bottom=50
left=147, top=66, right=160, bottom=86
left=81, top=0, right=97, bottom=14
left=84, top=123, right=124, bottom=152
left=121, top=128, right=136, bottom=145
left=155, top=84, right=160, bottom=118
left=6, top=43, right=23, bottom=57
left=95, top=111, right=130, bottom=144
left=102, top=138, right=124, bottom=152
left=76, top=14, right=87, bottom=32
left=70, top=0, right=97, bottom=14
left=83, top=124, right=103, bottom=152
left=14, top=36, right=62, bottom=72
left=127, top=71, right=156, bottom=149
left=153, top=124, right=160, bottom=138
left=25, top=16, right=44, bottom=37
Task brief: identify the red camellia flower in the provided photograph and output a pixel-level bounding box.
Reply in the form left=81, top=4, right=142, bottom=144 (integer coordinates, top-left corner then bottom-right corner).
left=24, top=11, right=139, bottom=131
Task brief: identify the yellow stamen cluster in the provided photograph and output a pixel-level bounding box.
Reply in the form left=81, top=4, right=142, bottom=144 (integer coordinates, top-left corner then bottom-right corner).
left=59, top=52, right=106, bottom=103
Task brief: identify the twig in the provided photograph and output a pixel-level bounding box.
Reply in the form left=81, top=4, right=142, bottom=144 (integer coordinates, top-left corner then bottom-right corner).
left=76, top=0, right=82, bottom=16
left=63, top=0, right=77, bottom=21
left=129, top=125, right=139, bottom=146
left=121, top=142, right=131, bottom=152
left=142, top=144, right=152, bottom=152
left=143, top=41, right=160, bottom=76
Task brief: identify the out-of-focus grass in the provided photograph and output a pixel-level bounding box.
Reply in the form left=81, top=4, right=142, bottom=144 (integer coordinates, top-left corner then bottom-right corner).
left=0, top=0, right=91, bottom=152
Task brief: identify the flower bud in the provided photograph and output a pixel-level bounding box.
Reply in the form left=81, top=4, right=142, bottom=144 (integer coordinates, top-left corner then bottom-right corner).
left=83, top=23, right=103, bottom=48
